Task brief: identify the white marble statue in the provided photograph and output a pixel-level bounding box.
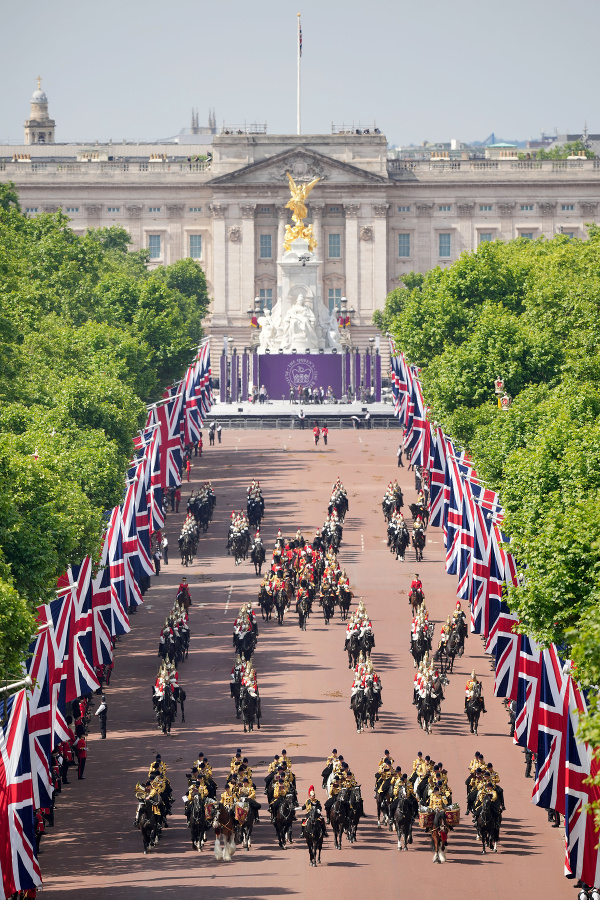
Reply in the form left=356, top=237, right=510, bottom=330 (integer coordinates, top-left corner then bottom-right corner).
left=280, top=294, right=319, bottom=352
left=257, top=308, right=277, bottom=352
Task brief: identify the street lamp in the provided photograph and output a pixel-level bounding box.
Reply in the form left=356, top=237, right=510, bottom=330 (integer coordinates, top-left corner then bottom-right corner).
left=494, top=377, right=505, bottom=397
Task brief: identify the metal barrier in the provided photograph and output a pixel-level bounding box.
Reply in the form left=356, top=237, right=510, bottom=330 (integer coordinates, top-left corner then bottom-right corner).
left=203, top=417, right=400, bottom=430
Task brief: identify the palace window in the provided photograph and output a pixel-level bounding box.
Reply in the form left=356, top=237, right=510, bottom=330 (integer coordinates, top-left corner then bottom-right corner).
left=438, top=205, right=451, bottom=212
left=259, top=234, right=272, bottom=259
left=479, top=205, right=493, bottom=212
left=66, top=207, right=79, bottom=213
left=521, top=204, right=534, bottom=211
left=259, top=288, right=273, bottom=310
left=561, top=204, right=574, bottom=211
left=189, top=206, right=202, bottom=213
left=398, top=233, right=411, bottom=258
left=520, top=232, right=534, bottom=240
left=329, top=205, right=341, bottom=213
left=107, top=207, right=120, bottom=213
left=25, top=207, right=38, bottom=214
left=259, top=206, right=272, bottom=214
left=328, top=288, right=342, bottom=312
left=562, top=231, right=575, bottom=239
left=439, top=233, right=451, bottom=257
left=398, top=205, right=411, bottom=213
left=148, top=234, right=161, bottom=258
left=148, top=206, right=161, bottom=213
left=328, top=233, right=341, bottom=258
left=479, top=233, right=493, bottom=244
left=189, top=234, right=202, bottom=258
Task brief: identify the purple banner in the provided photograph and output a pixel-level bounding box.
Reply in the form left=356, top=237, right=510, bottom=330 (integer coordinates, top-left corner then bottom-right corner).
left=365, top=354, right=372, bottom=391
left=231, top=355, right=239, bottom=403
left=241, top=353, right=249, bottom=401
left=354, top=352, right=361, bottom=393
left=219, top=355, right=227, bottom=400
left=375, top=354, right=382, bottom=402
left=257, top=354, right=343, bottom=400
left=345, top=352, right=351, bottom=393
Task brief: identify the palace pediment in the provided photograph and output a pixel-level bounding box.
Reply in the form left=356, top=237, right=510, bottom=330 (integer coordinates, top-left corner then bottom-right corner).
left=209, top=147, right=387, bottom=188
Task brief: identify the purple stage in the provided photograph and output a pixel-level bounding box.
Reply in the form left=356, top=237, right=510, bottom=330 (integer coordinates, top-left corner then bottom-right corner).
left=256, top=353, right=342, bottom=398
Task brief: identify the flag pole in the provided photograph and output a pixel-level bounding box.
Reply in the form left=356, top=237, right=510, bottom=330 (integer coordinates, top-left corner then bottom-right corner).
left=297, top=12, right=301, bottom=135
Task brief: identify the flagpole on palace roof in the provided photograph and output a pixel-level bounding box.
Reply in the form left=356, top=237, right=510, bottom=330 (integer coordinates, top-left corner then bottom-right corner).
left=297, top=12, right=302, bottom=136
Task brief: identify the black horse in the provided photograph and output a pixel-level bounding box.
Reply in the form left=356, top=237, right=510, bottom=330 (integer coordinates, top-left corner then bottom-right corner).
left=250, top=539, right=266, bottom=576
left=329, top=788, right=351, bottom=850
left=392, top=788, right=417, bottom=850
left=476, top=793, right=500, bottom=853
left=240, top=686, right=261, bottom=732
left=230, top=667, right=242, bottom=718
left=274, top=590, right=287, bottom=626
left=258, top=588, right=274, bottom=622
left=347, top=785, right=364, bottom=843
left=304, top=804, right=324, bottom=866
left=234, top=630, right=257, bottom=662
left=179, top=532, right=196, bottom=566
left=187, top=793, right=209, bottom=851
left=135, top=794, right=162, bottom=854
left=412, top=527, right=426, bottom=562
left=466, top=683, right=484, bottom=735
left=418, top=684, right=438, bottom=734
left=320, top=588, right=336, bottom=625
left=339, top=586, right=352, bottom=620
left=346, top=632, right=360, bottom=669
left=297, top=595, right=310, bottom=631
left=274, top=794, right=295, bottom=848
left=411, top=626, right=429, bottom=669
left=351, top=689, right=366, bottom=733
left=155, top=689, right=176, bottom=735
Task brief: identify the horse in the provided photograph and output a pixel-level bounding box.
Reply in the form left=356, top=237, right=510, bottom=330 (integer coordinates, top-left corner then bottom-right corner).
left=232, top=531, right=250, bottom=565
left=409, top=502, right=429, bottom=528
left=466, top=683, right=483, bottom=735
left=431, top=808, right=449, bottom=863
left=156, top=689, right=176, bottom=735
left=419, top=685, right=438, bottom=734
left=409, top=587, right=424, bottom=614
left=339, top=586, right=353, bottom=620
left=441, top=627, right=462, bottom=674
left=347, top=785, right=364, bottom=843
left=476, top=793, right=500, bottom=853
left=392, top=788, right=417, bottom=850
left=351, top=688, right=366, bottom=733
left=173, top=685, right=186, bottom=723
left=411, top=626, right=428, bottom=669
left=240, top=686, right=260, bottom=732
left=412, top=528, right=426, bottom=562
left=346, top=632, right=360, bottom=669
left=395, top=525, right=410, bottom=561
left=452, top=614, right=468, bottom=656
left=274, top=590, right=287, bottom=626
left=258, top=588, right=273, bottom=622
left=207, top=801, right=237, bottom=862
left=135, top=795, right=161, bottom=854
left=297, top=595, right=310, bottom=631
left=230, top=667, right=242, bottom=719
left=303, top=804, right=324, bottom=866
left=273, top=794, right=296, bottom=848
left=187, top=793, right=209, bottom=851
left=363, top=678, right=379, bottom=729
left=320, top=588, right=336, bottom=625
left=250, top=539, right=266, bottom=576
left=329, top=788, right=351, bottom=850
left=376, top=786, right=391, bottom=828
left=179, top=532, right=195, bottom=566
left=234, top=630, right=256, bottom=662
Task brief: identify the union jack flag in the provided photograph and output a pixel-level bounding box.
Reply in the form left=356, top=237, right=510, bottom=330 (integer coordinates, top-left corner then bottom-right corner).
left=147, top=427, right=164, bottom=533
left=121, top=481, right=144, bottom=609
left=531, top=644, right=568, bottom=813
left=445, top=454, right=471, bottom=576
left=0, top=689, right=42, bottom=898
left=106, top=506, right=130, bottom=636
left=25, top=610, right=55, bottom=809
left=484, top=523, right=511, bottom=640
left=467, top=481, right=500, bottom=634
left=489, top=612, right=520, bottom=699
left=182, top=351, right=204, bottom=445
left=156, top=391, right=183, bottom=490
left=564, top=677, right=600, bottom=885
left=197, top=341, right=213, bottom=415
left=428, top=426, right=448, bottom=528
left=514, top=634, right=543, bottom=750
left=91, top=527, right=115, bottom=668
left=56, top=558, right=100, bottom=701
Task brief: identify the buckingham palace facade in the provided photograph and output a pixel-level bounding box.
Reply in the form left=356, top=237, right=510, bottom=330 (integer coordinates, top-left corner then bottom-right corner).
left=3, top=126, right=600, bottom=352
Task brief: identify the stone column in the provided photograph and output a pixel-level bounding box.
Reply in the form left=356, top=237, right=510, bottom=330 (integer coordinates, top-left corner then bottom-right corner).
left=372, top=203, right=389, bottom=313
left=344, top=204, right=360, bottom=319
left=498, top=202, right=516, bottom=241
left=240, top=204, right=256, bottom=321
left=311, top=203, right=325, bottom=301
left=210, top=204, right=228, bottom=325
left=251, top=352, right=259, bottom=393
left=276, top=205, right=289, bottom=302
left=457, top=203, right=474, bottom=251
left=126, top=204, right=143, bottom=251
left=415, top=203, right=433, bottom=273
left=167, top=204, right=184, bottom=263
left=538, top=201, right=556, bottom=239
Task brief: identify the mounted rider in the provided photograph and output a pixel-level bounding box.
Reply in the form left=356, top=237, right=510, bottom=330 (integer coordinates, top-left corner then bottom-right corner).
left=365, top=660, right=382, bottom=709
left=465, top=670, right=487, bottom=714
left=299, top=786, right=328, bottom=838
left=241, top=660, right=262, bottom=725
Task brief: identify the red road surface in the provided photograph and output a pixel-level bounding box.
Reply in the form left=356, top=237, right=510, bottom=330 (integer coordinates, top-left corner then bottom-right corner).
left=38, top=429, right=572, bottom=899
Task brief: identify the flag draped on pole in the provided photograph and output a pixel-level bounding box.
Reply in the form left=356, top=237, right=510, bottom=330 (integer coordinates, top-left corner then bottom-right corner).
left=0, top=690, right=42, bottom=898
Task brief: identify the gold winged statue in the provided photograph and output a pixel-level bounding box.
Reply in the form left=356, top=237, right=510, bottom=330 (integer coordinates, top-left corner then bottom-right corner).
left=283, top=172, right=320, bottom=253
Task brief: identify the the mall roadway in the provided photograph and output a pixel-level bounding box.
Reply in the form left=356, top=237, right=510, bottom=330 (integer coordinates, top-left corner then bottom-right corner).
left=38, top=428, right=573, bottom=900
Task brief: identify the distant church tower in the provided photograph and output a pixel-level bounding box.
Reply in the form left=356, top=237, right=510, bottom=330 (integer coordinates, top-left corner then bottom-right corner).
left=24, top=77, right=55, bottom=145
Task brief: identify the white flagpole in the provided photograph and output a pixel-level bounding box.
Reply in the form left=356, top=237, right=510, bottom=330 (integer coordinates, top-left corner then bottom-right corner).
left=297, top=12, right=301, bottom=135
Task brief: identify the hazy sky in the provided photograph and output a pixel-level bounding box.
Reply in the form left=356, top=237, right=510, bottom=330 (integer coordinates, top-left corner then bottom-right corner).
left=2, top=0, right=598, bottom=146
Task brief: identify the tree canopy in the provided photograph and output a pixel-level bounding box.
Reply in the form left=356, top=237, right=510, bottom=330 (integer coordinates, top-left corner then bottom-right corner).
left=0, top=188, right=210, bottom=679
left=378, top=230, right=600, bottom=747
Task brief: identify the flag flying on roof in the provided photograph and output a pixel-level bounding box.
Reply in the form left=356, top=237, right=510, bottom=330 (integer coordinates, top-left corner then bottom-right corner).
left=0, top=689, right=42, bottom=898
left=156, top=391, right=183, bottom=490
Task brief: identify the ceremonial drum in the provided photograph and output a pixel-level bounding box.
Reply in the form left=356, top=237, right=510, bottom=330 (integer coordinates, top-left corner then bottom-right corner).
left=418, top=807, right=434, bottom=830
left=445, top=804, right=461, bottom=826
left=235, top=800, right=249, bottom=824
